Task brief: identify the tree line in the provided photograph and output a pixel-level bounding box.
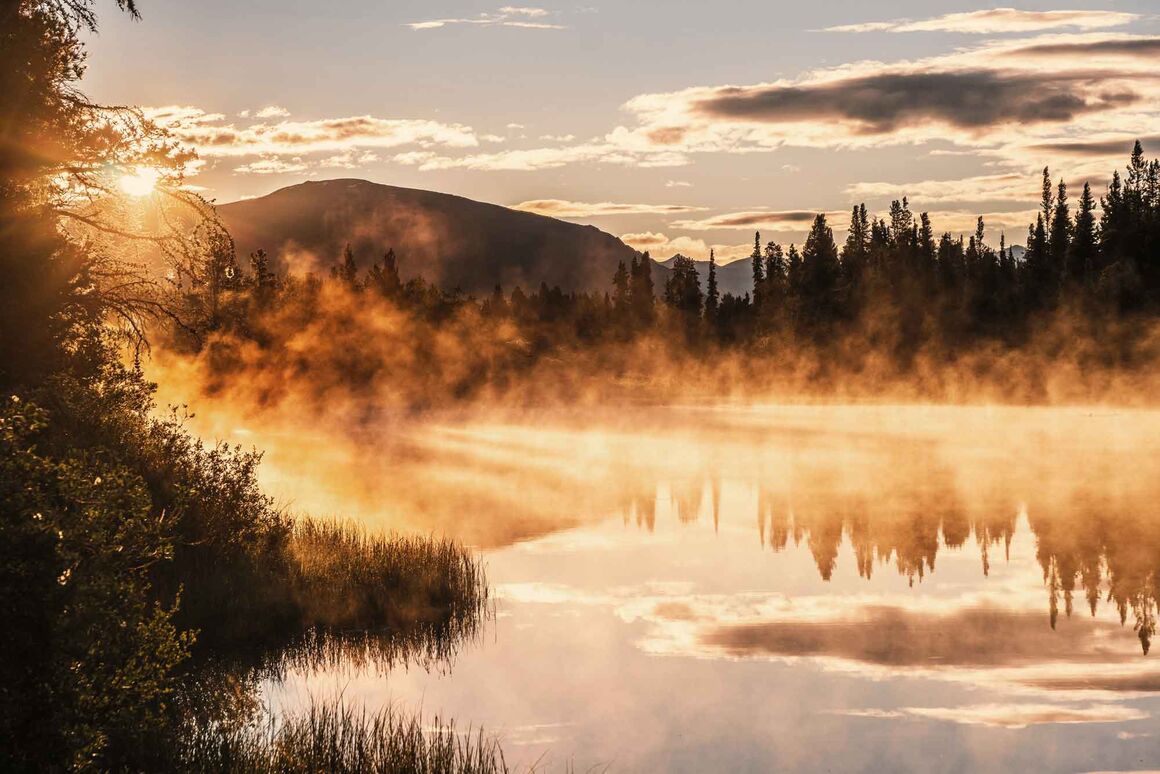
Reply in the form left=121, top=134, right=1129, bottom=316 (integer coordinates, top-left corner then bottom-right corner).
left=187, top=144, right=1160, bottom=376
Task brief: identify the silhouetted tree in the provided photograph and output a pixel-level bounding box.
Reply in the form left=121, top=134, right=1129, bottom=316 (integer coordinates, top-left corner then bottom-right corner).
left=367, top=248, right=402, bottom=298
left=750, top=231, right=764, bottom=308
left=1071, top=182, right=1097, bottom=286
left=629, top=252, right=655, bottom=327
left=705, top=249, right=719, bottom=323
left=663, top=255, right=703, bottom=334
left=1049, top=179, right=1071, bottom=286
left=332, top=243, right=360, bottom=289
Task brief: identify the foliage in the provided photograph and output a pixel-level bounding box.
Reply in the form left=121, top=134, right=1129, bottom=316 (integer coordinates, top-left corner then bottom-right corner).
left=0, top=395, right=190, bottom=770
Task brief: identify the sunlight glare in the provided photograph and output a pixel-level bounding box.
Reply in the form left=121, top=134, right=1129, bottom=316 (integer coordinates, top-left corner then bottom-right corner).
left=118, top=167, right=161, bottom=197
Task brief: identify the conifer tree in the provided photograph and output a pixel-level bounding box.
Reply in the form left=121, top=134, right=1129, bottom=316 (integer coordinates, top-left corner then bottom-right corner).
left=612, top=259, right=629, bottom=312
left=800, top=214, right=840, bottom=328
left=705, top=249, right=719, bottom=322
left=1041, top=166, right=1054, bottom=227
left=629, top=252, right=655, bottom=326
left=1049, top=179, right=1071, bottom=282
left=332, top=243, right=360, bottom=289
left=842, top=204, right=869, bottom=278
left=750, top=231, right=764, bottom=306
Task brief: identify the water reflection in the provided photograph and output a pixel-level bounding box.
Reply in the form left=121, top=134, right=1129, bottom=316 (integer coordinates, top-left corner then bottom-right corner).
left=208, top=404, right=1160, bottom=770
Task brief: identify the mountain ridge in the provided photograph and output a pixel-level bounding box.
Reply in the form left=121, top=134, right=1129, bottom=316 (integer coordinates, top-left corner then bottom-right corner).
left=218, top=179, right=664, bottom=295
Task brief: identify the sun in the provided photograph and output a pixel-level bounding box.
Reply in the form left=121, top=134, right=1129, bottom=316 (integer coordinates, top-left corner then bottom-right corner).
left=118, top=167, right=162, bottom=197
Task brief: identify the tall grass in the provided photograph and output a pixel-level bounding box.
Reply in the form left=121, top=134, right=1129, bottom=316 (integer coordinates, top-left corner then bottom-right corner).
left=274, top=519, right=491, bottom=673
left=170, top=521, right=497, bottom=769
left=181, top=517, right=490, bottom=669
left=287, top=519, right=489, bottom=634
left=180, top=699, right=508, bottom=773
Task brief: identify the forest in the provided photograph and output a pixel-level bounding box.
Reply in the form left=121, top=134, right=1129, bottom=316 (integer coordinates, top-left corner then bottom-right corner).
left=169, top=145, right=1160, bottom=413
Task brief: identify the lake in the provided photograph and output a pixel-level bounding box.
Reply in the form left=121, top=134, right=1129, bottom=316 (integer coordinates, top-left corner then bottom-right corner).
left=221, top=403, right=1160, bottom=772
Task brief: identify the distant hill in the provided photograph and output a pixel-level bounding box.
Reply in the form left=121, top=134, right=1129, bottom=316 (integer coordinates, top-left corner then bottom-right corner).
left=218, top=179, right=661, bottom=295
left=660, top=254, right=754, bottom=298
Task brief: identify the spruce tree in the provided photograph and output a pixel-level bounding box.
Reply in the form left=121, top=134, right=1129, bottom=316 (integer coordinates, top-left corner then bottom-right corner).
left=705, top=249, right=719, bottom=322
left=1049, top=179, right=1071, bottom=282
left=612, top=259, right=629, bottom=312
left=1071, top=182, right=1097, bottom=284
left=750, top=231, right=764, bottom=307
left=800, top=214, right=840, bottom=328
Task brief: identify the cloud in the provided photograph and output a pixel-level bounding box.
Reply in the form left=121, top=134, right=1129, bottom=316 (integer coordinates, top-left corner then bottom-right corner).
left=826, top=9, right=1140, bottom=35
left=1009, top=36, right=1160, bottom=59
left=691, top=70, right=1138, bottom=135
left=318, top=150, right=380, bottom=169
left=393, top=142, right=689, bottom=172
left=665, top=180, right=692, bottom=188
left=233, top=157, right=309, bottom=175
left=904, top=703, right=1147, bottom=729
left=499, top=6, right=548, bottom=17
left=612, top=33, right=1160, bottom=166
left=1026, top=135, right=1160, bottom=158
left=254, top=105, right=290, bottom=119
left=513, top=199, right=706, bottom=218
left=407, top=6, right=565, bottom=31
left=620, top=232, right=752, bottom=262
left=670, top=210, right=829, bottom=231
left=145, top=106, right=480, bottom=175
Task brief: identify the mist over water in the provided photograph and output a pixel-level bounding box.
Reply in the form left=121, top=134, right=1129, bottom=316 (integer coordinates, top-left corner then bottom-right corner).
left=161, top=390, right=1160, bottom=771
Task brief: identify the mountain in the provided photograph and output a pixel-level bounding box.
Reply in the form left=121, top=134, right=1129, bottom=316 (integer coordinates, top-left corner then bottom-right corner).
left=660, top=254, right=754, bottom=298
left=218, top=179, right=658, bottom=295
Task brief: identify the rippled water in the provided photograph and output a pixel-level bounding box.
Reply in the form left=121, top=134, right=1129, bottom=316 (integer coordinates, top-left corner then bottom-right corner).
left=246, top=404, right=1160, bottom=772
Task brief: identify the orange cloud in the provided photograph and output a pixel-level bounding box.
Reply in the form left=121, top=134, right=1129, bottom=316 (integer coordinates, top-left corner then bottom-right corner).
left=513, top=199, right=706, bottom=218
left=670, top=210, right=833, bottom=231
left=407, top=6, right=565, bottom=31
left=826, top=9, right=1139, bottom=35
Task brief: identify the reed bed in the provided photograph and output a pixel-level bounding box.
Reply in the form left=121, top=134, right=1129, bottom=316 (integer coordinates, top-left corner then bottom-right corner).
left=180, top=699, right=508, bottom=773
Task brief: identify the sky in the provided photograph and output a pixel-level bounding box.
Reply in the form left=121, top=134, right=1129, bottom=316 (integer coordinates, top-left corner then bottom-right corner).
left=84, top=1, right=1160, bottom=262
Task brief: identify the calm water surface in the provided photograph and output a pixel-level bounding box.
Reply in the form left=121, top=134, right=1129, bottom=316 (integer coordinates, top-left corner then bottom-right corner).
left=244, top=404, right=1160, bottom=772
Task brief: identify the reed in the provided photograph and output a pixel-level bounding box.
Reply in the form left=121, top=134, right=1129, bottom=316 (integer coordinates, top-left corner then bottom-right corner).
left=180, top=699, right=508, bottom=773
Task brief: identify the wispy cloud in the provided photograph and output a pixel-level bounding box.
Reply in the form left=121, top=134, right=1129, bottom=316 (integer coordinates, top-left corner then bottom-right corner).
left=407, top=6, right=565, bottom=31
left=233, top=157, right=309, bottom=175
left=392, top=141, right=688, bottom=172
left=826, top=8, right=1140, bottom=35
left=513, top=199, right=706, bottom=218
left=1026, top=134, right=1160, bottom=158
left=145, top=106, right=480, bottom=175
left=670, top=210, right=830, bottom=231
